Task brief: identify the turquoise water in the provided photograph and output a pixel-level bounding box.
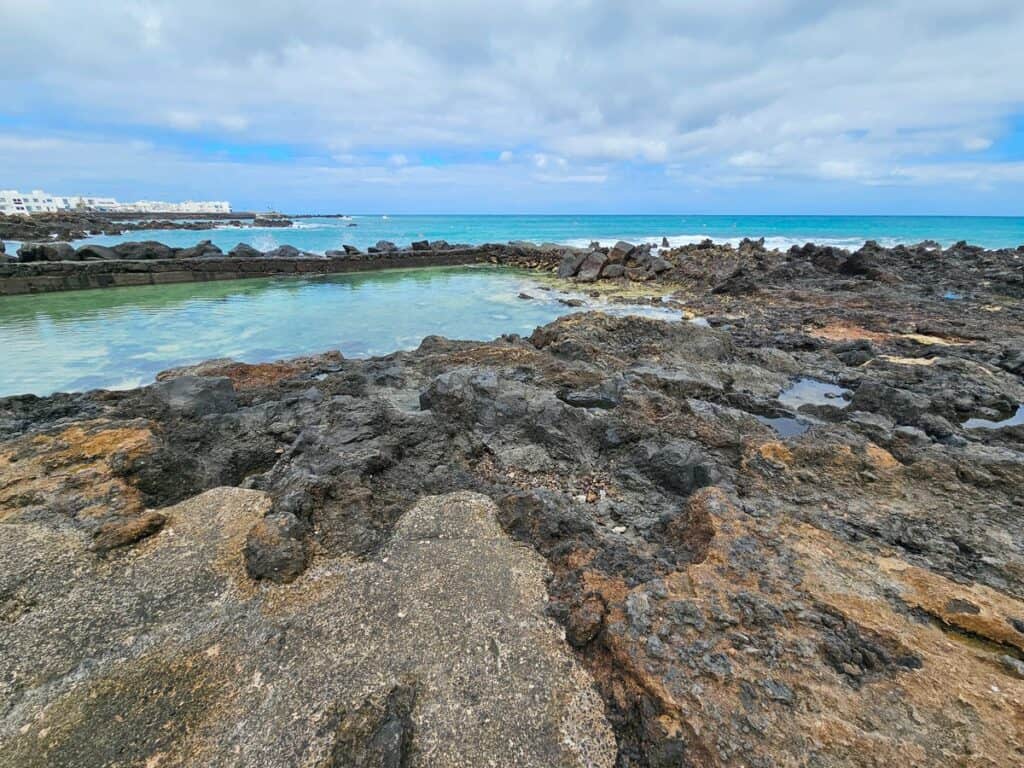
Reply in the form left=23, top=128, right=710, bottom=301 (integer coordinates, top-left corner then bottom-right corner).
left=77, top=214, right=1024, bottom=254
left=0, top=266, right=679, bottom=398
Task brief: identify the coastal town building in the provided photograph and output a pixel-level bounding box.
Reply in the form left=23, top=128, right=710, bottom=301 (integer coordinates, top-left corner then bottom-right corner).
left=0, top=189, right=230, bottom=215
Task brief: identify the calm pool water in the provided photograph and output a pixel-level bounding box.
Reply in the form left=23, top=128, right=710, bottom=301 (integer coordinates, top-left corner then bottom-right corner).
left=0, top=266, right=682, bottom=398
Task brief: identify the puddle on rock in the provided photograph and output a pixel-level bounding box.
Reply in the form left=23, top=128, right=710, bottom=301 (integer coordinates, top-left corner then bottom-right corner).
left=963, top=405, right=1024, bottom=430
left=756, top=416, right=810, bottom=438
left=777, top=378, right=851, bottom=411
left=755, top=378, right=852, bottom=438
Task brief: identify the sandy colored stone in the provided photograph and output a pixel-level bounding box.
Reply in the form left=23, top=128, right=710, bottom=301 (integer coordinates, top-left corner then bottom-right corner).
left=0, top=490, right=615, bottom=767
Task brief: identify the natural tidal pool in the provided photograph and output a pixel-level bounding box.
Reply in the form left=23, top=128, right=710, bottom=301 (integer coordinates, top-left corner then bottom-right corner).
left=0, top=266, right=680, bottom=398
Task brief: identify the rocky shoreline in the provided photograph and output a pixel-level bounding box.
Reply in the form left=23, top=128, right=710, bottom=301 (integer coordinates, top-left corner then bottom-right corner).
left=2, top=237, right=1024, bottom=765
left=4, top=235, right=1024, bottom=297
left=0, top=211, right=286, bottom=243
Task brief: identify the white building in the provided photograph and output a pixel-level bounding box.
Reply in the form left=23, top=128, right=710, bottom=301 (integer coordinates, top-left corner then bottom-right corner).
left=0, top=189, right=230, bottom=216
left=114, top=200, right=232, bottom=214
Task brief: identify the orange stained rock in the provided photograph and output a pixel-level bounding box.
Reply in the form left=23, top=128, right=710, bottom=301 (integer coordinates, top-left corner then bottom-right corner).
left=0, top=421, right=154, bottom=522
left=587, top=485, right=1024, bottom=765
left=864, top=443, right=901, bottom=473
left=757, top=440, right=794, bottom=467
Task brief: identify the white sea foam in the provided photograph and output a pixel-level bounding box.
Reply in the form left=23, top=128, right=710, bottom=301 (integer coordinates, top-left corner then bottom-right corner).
left=557, top=233, right=905, bottom=252
left=251, top=234, right=280, bottom=251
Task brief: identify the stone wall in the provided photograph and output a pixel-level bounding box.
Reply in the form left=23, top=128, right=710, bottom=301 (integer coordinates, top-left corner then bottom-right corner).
left=0, top=245, right=539, bottom=296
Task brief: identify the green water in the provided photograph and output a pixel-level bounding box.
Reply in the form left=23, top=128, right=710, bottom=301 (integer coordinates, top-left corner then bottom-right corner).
left=0, top=266, right=679, bottom=398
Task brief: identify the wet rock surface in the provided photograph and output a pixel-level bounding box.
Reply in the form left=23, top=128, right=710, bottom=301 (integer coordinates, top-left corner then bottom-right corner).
left=2, top=241, right=1024, bottom=765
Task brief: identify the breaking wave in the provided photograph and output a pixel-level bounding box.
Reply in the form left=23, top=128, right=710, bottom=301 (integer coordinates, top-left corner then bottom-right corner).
left=558, top=234, right=906, bottom=252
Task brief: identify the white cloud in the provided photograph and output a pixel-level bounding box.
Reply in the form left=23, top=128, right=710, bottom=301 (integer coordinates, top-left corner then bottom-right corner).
left=1, top=1, right=1023, bottom=206
left=552, top=136, right=668, bottom=163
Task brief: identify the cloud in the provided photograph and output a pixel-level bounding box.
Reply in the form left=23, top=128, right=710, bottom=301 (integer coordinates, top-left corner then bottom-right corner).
left=1, top=1, right=1023, bottom=209
left=964, top=137, right=994, bottom=151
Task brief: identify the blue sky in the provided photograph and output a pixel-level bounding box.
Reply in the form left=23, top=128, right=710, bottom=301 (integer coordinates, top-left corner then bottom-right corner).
left=2, top=1, right=1023, bottom=214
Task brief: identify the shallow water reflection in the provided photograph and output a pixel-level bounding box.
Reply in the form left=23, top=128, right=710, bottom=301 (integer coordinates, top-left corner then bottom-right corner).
left=0, top=267, right=609, bottom=397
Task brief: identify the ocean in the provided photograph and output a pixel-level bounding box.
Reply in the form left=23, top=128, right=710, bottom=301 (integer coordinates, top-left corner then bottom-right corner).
left=78, top=214, right=1024, bottom=254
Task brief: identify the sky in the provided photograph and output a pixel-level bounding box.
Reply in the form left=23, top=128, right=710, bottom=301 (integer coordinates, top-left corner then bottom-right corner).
left=2, top=1, right=1024, bottom=214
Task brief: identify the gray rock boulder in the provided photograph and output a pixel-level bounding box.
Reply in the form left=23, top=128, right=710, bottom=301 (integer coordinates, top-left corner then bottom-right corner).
left=627, top=439, right=721, bottom=496
left=650, top=256, right=672, bottom=274
left=263, top=245, right=313, bottom=259
left=576, top=251, right=608, bottom=282
left=558, top=251, right=588, bottom=278
left=175, top=240, right=223, bottom=259
left=228, top=243, right=263, bottom=258
left=243, top=510, right=308, bottom=583
left=602, top=263, right=625, bottom=279
left=18, top=241, right=77, bottom=262
left=146, top=375, right=238, bottom=417
left=75, top=244, right=118, bottom=260
left=411, top=240, right=430, bottom=251
left=112, top=241, right=175, bottom=260
left=851, top=381, right=931, bottom=424
left=607, top=240, right=635, bottom=264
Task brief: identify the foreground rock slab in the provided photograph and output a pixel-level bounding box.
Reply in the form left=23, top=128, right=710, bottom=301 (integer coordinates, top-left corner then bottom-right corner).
left=0, top=489, right=615, bottom=767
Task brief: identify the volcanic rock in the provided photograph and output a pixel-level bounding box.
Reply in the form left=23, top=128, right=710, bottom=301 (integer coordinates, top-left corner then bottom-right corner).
left=576, top=251, right=608, bottom=282
left=175, top=240, right=223, bottom=259
left=112, top=240, right=175, bottom=260
left=17, top=241, right=76, bottom=262
left=228, top=243, right=263, bottom=258
left=74, top=244, right=118, bottom=260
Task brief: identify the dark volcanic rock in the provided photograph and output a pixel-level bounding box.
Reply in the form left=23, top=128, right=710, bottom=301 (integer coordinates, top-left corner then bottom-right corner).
left=145, top=375, right=238, bottom=417
left=576, top=251, right=608, bottom=282
left=229, top=243, right=263, bottom=258
left=627, top=438, right=720, bottom=495
left=602, top=263, right=626, bottom=279
left=262, top=245, right=300, bottom=259
left=175, top=240, right=224, bottom=259
left=17, top=241, right=77, bottom=262
left=253, top=216, right=293, bottom=228
left=330, top=683, right=418, bottom=767
left=112, top=240, right=175, bottom=260
left=75, top=244, right=118, bottom=260
left=558, top=251, right=588, bottom=278
left=607, top=240, right=635, bottom=264
left=243, top=510, right=309, bottom=583
left=850, top=381, right=931, bottom=424
left=91, top=511, right=167, bottom=553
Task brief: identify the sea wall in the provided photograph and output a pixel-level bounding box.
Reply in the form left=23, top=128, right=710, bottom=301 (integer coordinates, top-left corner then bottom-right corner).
left=0, top=244, right=553, bottom=295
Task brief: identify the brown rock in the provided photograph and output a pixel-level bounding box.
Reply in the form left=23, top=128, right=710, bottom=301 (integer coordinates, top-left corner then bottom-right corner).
left=91, top=511, right=166, bottom=553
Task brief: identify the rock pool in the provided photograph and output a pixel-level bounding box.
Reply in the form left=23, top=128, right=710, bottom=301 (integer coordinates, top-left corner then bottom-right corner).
left=0, top=266, right=677, bottom=397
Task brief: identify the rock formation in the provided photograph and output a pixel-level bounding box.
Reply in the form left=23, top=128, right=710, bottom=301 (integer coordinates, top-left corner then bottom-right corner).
left=2, top=237, right=1024, bottom=765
